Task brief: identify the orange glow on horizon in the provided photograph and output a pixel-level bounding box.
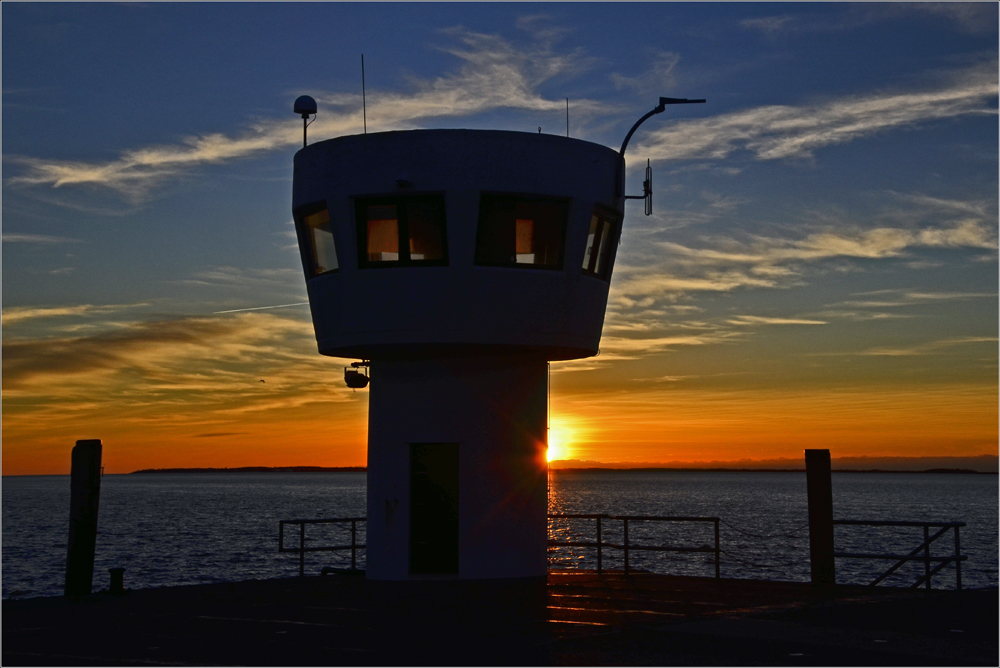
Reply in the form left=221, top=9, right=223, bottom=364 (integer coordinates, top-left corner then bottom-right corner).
left=2, top=374, right=996, bottom=475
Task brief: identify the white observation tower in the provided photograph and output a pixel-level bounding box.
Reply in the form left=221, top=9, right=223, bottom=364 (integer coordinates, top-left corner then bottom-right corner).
left=291, top=99, right=701, bottom=581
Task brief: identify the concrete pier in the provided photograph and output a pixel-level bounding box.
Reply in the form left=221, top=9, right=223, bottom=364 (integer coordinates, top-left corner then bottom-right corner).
left=4, top=573, right=996, bottom=666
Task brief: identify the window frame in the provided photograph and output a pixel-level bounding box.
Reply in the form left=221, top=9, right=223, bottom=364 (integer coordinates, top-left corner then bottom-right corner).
left=293, top=200, right=339, bottom=279
left=354, top=193, right=449, bottom=269
left=474, top=192, right=570, bottom=271
left=581, top=205, right=621, bottom=282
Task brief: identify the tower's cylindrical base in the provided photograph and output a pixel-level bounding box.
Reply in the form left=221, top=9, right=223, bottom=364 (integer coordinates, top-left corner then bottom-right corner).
left=366, top=355, right=548, bottom=580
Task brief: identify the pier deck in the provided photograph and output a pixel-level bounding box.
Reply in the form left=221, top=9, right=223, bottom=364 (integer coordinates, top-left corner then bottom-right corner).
left=3, top=572, right=996, bottom=666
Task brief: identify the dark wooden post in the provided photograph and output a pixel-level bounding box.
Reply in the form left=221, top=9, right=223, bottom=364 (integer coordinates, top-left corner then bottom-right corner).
left=65, top=439, right=102, bottom=596
left=109, top=567, right=125, bottom=594
left=596, top=516, right=603, bottom=575
left=805, top=449, right=835, bottom=585
left=623, top=519, right=630, bottom=576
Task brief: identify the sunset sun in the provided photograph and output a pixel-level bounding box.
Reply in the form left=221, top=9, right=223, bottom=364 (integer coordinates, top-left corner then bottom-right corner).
left=546, top=421, right=576, bottom=462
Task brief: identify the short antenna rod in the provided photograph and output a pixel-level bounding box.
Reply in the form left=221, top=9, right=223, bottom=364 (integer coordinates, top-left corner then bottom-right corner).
left=362, top=54, right=367, bottom=134
left=566, top=98, right=569, bottom=138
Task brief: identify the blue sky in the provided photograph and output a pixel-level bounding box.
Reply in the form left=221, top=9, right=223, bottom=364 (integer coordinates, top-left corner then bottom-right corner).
left=2, top=3, right=997, bottom=473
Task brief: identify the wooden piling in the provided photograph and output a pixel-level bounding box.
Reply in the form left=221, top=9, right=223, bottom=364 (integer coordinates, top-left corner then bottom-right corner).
left=805, top=449, right=835, bottom=585
left=65, top=439, right=102, bottom=596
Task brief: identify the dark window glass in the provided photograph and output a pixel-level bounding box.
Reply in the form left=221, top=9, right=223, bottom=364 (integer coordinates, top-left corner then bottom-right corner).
left=406, top=201, right=444, bottom=261
left=356, top=196, right=447, bottom=267
left=475, top=195, right=567, bottom=269
left=295, top=203, right=338, bottom=277
left=582, top=208, right=618, bottom=281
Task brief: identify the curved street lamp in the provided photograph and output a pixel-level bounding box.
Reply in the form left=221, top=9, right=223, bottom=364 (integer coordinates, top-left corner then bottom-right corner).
left=617, top=96, right=706, bottom=214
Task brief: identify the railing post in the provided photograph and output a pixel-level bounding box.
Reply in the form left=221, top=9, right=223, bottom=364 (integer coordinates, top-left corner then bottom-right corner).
left=805, top=449, right=836, bottom=585
left=299, top=523, right=305, bottom=578
left=351, top=520, right=357, bottom=570
left=623, top=519, right=629, bottom=576
left=714, top=519, right=721, bottom=580
left=923, top=525, right=931, bottom=591
left=596, top=516, right=603, bottom=575
left=954, top=526, right=962, bottom=591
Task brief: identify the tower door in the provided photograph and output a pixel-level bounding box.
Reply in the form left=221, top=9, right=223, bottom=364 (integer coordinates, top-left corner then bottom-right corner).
left=410, top=443, right=459, bottom=574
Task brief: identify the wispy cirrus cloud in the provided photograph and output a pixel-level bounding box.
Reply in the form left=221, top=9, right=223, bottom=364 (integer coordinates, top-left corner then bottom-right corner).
left=10, top=27, right=992, bottom=203
left=5, top=28, right=597, bottom=200
left=611, top=50, right=681, bottom=92
left=2, top=232, right=82, bottom=244
left=636, top=61, right=997, bottom=162
left=1, top=312, right=354, bottom=413
left=550, top=329, right=741, bottom=373
left=813, top=289, right=997, bottom=323
left=842, top=336, right=998, bottom=357
left=5, top=129, right=298, bottom=200
left=836, top=289, right=998, bottom=310
left=614, top=217, right=997, bottom=300
left=2, top=302, right=150, bottom=326
left=741, top=4, right=998, bottom=36
left=171, top=266, right=308, bottom=313
left=174, top=266, right=302, bottom=291
left=727, top=315, right=826, bottom=326
left=741, top=15, right=798, bottom=33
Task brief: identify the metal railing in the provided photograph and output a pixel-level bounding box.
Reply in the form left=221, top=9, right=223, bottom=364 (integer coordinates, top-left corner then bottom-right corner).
left=278, top=515, right=966, bottom=589
left=278, top=517, right=366, bottom=577
left=548, top=513, right=721, bottom=578
left=833, top=520, right=966, bottom=590
left=278, top=514, right=720, bottom=579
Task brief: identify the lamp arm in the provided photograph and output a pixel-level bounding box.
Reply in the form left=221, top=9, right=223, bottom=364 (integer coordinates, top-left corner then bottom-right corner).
left=619, top=104, right=665, bottom=157
left=616, top=97, right=705, bottom=201
left=619, top=97, right=706, bottom=158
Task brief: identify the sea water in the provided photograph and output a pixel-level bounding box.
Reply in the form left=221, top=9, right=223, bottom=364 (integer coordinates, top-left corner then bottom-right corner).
left=2, top=471, right=996, bottom=599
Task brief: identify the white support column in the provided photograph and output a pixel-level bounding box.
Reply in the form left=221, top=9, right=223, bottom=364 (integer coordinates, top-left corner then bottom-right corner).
left=366, top=355, right=548, bottom=580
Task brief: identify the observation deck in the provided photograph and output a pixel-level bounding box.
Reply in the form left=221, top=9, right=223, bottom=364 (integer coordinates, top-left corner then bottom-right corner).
left=292, top=129, right=623, bottom=361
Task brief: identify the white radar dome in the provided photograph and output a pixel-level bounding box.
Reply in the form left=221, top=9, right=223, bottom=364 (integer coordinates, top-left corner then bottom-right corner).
left=293, top=95, right=317, bottom=117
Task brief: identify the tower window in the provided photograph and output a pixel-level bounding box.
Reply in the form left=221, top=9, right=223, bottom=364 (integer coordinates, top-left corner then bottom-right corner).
left=582, top=208, right=619, bottom=281
left=295, top=203, right=338, bottom=277
left=355, top=195, right=447, bottom=267
left=475, top=194, right=567, bottom=269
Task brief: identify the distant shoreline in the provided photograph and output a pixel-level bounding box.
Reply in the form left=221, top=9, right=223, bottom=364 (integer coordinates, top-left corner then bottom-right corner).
left=550, top=467, right=994, bottom=474
left=4, top=466, right=994, bottom=477
left=130, top=466, right=366, bottom=474
left=123, top=466, right=993, bottom=475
